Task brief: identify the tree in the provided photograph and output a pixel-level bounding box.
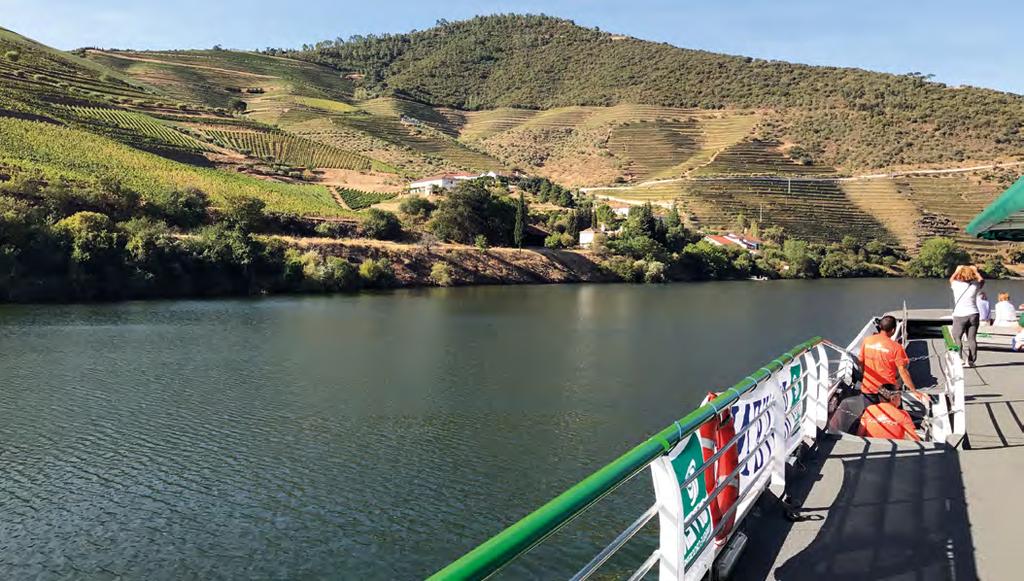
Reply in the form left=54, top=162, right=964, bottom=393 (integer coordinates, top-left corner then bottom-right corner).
left=783, top=239, right=818, bottom=278
left=122, top=217, right=174, bottom=279
left=1009, top=245, right=1024, bottom=265
left=681, top=240, right=734, bottom=280
left=361, top=208, right=402, bottom=240
left=762, top=225, right=786, bottom=245
left=609, top=234, right=667, bottom=262
left=54, top=211, right=121, bottom=266
left=624, top=203, right=657, bottom=239
left=320, top=257, right=359, bottom=291
left=981, top=255, right=1009, bottom=279
left=864, top=240, right=888, bottom=257
left=145, top=187, right=209, bottom=228
left=429, top=181, right=515, bottom=245
left=665, top=203, right=681, bottom=229
left=229, top=98, right=247, bottom=115
left=399, top=196, right=436, bottom=220
left=906, top=237, right=970, bottom=277
left=475, top=234, right=489, bottom=251
left=732, top=213, right=748, bottom=234
left=220, top=196, right=266, bottom=233
left=513, top=190, right=526, bottom=250
left=644, top=260, right=666, bottom=283
left=53, top=211, right=124, bottom=297
left=841, top=235, right=860, bottom=252
left=748, top=220, right=761, bottom=239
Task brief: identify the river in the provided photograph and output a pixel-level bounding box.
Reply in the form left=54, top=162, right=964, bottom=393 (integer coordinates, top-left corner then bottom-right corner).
left=2, top=279, right=1022, bottom=579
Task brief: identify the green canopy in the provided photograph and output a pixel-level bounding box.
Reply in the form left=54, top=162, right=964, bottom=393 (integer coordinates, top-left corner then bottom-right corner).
left=966, top=175, right=1024, bottom=241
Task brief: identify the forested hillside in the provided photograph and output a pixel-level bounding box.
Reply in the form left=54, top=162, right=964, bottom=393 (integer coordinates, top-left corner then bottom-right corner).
left=293, top=14, right=1024, bottom=171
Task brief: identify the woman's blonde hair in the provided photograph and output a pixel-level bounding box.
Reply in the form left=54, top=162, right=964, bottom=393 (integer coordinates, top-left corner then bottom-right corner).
left=999, top=292, right=1010, bottom=302
left=952, top=266, right=979, bottom=283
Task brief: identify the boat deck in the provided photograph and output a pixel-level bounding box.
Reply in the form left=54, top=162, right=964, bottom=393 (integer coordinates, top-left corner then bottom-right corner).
left=733, top=336, right=1024, bottom=580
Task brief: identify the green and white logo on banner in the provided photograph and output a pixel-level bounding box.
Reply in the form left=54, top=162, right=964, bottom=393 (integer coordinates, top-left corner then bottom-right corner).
left=787, top=362, right=805, bottom=437
left=670, top=434, right=713, bottom=568
left=788, top=362, right=804, bottom=408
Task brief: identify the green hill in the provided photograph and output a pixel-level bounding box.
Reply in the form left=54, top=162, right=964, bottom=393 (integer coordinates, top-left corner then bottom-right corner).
left=294, top=14, right=1024, bottom=173
left=1, top=17, right=1021, bottom=253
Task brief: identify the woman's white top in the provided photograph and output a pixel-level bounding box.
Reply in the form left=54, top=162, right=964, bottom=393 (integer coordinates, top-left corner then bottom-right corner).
left=994, top=301, right=1018, bottom=326
left=950, top=281, right=980, bottom=317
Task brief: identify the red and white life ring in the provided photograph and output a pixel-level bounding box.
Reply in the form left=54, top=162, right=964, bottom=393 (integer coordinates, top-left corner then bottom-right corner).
left=699, top=392, right=740, bottom=545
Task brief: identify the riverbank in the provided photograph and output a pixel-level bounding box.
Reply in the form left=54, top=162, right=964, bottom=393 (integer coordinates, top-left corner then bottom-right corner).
left=287, top=237, right=617, bottom=287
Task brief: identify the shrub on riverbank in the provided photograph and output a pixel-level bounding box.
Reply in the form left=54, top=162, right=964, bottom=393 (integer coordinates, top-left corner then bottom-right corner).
left=359, top=258, right=395, bottom=288
left=430, top=262, right=454, bottom=286
left=0, top=177, right=372, bottom=301
left=361, top=208, right=402, bottom=240
left=906, top=238, right=971, bottom=277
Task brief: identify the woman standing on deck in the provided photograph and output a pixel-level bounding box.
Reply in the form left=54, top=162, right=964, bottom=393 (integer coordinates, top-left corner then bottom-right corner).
left=950, top=265, right=984, bottom=367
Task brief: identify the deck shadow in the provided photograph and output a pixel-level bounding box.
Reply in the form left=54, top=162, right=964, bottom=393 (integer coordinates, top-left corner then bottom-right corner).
left=906, top=339, right=940, bottom=390
left=735, top=438, right=978, bottom=580
left=730, top=436, right=838, bottom=581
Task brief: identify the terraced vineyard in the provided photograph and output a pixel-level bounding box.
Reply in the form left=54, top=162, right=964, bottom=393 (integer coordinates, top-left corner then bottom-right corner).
left=290, top=96, right=357, bottom=113
left=336, top=111, right=502, bottom=172
left=202, top=128, right=391, bottom=172
left=335, top=188, right=397, bottom=210
left=359, top=97, right=460, bottom=136
left=0, top=29, right=156, bottom=120
left=85, top=49, right=353, bottom=110
left=0, top=117, right=345, bottom=216
left=606, top=119, right=700, bottom=179
left=607, top=178, right=898, bottom=244
left=64, top=105, right=208, bottom=151
left=288, top=121, right=450, bottom=177
left=897, top=176, right=1004, bottom=255
left=457, top=105, right=761, bottom=184
left=840, top=179, right=920, bottom=251
left=456, top=104, right=728, bottom=138
left=603, top=171, right=1009, bottom=253
left=450, top=108, right=540, bottom=140
left=693, top=139, right=837, bottom=176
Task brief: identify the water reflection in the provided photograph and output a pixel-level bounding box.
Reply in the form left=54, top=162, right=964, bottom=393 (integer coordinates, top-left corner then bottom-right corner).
left=1, top=279, right=1023, bottom=578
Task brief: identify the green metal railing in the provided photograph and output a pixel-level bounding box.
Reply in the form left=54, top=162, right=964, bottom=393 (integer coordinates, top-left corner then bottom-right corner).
left=941, top=325, right=960, bottom=352
left=430, top=337, right=824, bottom=581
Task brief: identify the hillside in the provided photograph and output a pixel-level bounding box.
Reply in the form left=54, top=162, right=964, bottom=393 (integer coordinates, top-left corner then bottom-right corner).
left=1, top=18, right=1021, bottom=257
left=294, top=14, right=1024, bottom=173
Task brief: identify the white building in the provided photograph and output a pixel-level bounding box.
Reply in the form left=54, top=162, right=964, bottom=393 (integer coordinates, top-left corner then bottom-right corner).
left=579, top=228, right=598, bottom=248
left=579, top=224, right=620, bottom=248
left=702, top=233, right=764, bottom=253
left=408, top=171, right=500, bottom=194
left=724, top=233, right=764, bottom=252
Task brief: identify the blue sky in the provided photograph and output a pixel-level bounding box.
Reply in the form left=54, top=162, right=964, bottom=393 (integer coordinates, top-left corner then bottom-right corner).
left=5, top=0, right=1022, bottom=94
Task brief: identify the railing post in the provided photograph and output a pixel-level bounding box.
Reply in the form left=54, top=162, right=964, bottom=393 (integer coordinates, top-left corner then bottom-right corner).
left=801, top=350, right=820, bottom=439
left=770, top=385, right=787, bottom=494
left=947, top=351, right=967, bottom=436
left=814, top=344, right=830, bottom=429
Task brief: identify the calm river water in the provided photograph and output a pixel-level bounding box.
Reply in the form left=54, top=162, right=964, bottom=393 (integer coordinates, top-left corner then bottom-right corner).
left=2, top=279, right=1023, bottom=579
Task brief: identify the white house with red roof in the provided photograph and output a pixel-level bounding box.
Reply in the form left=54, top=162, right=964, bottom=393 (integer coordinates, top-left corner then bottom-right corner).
left=409, top=171, right=499, bottom=194
left=725, top=233, right=764, bottom=251
left=703, top=232, right=764, bottom=253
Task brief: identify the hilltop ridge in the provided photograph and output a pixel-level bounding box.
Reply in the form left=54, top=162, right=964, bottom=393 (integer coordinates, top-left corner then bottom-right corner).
left=292, top=14, right=1024, bottom=172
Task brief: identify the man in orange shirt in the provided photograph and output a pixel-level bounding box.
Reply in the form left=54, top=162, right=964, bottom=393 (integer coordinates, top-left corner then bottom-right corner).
left=859, top=315, right=916, bottom=405
left=858, top=386, right=921, bottom=441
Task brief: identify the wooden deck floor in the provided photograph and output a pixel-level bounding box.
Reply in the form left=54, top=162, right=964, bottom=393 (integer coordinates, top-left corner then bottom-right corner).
left=732, top=335, right=1024, bottom=581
